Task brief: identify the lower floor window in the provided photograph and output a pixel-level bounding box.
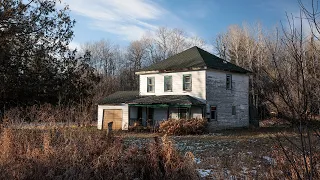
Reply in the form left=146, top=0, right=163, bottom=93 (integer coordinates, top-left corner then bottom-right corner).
left=211, top=106, right=217, bottom=120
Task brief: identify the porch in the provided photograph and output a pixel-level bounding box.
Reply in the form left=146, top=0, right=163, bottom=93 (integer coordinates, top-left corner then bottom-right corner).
left=127, top=95, right=206, bottom=129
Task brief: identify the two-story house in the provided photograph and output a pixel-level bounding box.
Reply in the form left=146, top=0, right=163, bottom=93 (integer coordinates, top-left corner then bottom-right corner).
left=97, top=46, right=251, bottom=131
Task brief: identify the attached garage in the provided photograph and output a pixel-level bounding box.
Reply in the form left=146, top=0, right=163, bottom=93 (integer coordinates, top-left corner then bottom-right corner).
left=97, top=91, right=140, bottom=130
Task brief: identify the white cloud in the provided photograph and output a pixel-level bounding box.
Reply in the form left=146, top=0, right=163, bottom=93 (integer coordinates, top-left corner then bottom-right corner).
left=68, top=41, right=80, bottom=50
left=61, top=0, right=166, bottom=41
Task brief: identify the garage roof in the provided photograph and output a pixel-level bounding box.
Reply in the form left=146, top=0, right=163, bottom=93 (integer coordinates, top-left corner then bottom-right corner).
left=98, top=91, right=140, bottom=105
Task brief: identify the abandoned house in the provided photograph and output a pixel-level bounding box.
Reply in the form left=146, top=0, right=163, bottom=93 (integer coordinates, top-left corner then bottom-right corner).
left=97, top=46, right=251, bottom=131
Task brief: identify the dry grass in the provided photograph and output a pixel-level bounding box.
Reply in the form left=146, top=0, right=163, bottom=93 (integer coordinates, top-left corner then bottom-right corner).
left=0, top=127, right=199, bottom=180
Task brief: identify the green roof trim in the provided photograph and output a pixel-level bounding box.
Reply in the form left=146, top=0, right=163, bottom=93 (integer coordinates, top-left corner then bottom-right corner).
left=138, top=46, right=251, bottom=74
left=129, top=104, right=169, bottom=108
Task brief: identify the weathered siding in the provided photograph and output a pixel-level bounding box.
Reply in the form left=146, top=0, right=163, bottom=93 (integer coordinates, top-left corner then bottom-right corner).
left=97, top=104, right=129, bottom=130
left=206, top=70, right=249, bottom=129
left=139, top=70, right=206, bottom=100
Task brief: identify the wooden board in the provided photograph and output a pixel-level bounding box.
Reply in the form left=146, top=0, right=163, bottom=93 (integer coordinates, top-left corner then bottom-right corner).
left=103, top=109, right=123, bottom=130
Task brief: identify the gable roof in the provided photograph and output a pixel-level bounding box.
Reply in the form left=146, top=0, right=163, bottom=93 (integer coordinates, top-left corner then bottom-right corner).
left=98, top=91, right=139, bottom=105
left=137, top=46, right=250, bottom=74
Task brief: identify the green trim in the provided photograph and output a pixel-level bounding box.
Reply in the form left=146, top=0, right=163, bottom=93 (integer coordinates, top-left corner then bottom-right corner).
left=129, top=104, right=169, bottom=108
left=129, top=104, right=194, bottom=108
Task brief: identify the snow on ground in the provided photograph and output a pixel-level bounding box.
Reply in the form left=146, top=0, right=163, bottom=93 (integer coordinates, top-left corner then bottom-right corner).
left=196, top=169, right=212, bottom=178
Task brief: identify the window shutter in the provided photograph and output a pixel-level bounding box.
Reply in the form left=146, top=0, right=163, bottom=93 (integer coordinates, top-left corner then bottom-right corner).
left=164, top=76, right=166, bottom=91
left=183, top=75, right=185, bottom=90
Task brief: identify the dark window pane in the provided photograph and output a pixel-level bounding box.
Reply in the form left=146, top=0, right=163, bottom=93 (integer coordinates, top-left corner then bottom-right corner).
left=183, top=75, right=192, bottom=91
left=211, top=106, right=216, bottom=120
left=226, top=74, right=232, bottom=90
left=164, top=76, right=172, bottom=91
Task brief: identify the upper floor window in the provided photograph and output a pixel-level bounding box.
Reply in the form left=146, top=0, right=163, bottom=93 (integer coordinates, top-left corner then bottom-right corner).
left=226, top=74, right=232, bottom=90
left=164, top=75, right=172, bottom=92
left=183, top=74, right=192, bottom=91
left=147, top=77, right=155, bottom=92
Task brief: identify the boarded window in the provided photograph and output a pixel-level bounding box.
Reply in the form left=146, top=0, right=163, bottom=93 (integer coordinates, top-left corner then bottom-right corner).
left=226, top=74, right=232, bottom=90
left=164, top=75, right=172, bottom=92
left=210, top=106, right=217, bottom=120
left=147, top=77, right=155, bottom=92
left=183, top=74, right=192, bottom=91
left=232, top=105, right=236, bottom=115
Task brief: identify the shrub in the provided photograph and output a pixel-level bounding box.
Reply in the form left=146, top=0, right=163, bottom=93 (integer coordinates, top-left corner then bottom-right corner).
left=159, top=118, right=207, bottom=135
left=0, top=128, right=199, bottom=180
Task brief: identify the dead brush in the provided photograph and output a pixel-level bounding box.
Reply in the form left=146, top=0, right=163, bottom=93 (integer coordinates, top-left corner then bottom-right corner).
left=0, top=128, right=199, bottom=180
left=159, top=118, right=207, bottom=135
left=0, top=128, right=14, bottom=161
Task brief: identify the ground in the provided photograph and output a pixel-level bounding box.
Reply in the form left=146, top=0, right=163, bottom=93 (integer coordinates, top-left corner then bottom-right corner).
left=3, top=121, right=318, bottom=179
left=118, top=127, right=298, bottom=179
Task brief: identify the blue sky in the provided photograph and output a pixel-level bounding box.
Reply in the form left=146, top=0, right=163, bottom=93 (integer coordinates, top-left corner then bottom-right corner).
left=61, top=0, right=304, bottom=51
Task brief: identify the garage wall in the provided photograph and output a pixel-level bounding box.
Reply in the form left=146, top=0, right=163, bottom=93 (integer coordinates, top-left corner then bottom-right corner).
left=97, top=104, right=129, bottom=130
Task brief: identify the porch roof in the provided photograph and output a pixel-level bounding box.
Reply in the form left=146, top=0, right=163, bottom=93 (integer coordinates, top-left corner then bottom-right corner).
left=128, top=95, right=205, bottom=107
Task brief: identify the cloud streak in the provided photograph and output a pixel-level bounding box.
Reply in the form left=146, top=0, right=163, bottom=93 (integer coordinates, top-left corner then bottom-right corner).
left=62, top=0, right=167, bottom=41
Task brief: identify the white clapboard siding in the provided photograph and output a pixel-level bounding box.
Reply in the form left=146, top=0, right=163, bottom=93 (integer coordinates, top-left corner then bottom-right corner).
left=139, top=70, right=206, bottom=100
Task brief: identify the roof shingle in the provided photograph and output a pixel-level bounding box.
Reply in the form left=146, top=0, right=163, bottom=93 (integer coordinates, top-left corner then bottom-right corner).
left=138, top=46, right=250, bottom=73
left=98, top=91, right=139, bottom=105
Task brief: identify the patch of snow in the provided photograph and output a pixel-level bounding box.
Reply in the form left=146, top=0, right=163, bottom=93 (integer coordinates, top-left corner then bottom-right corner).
left=196, top=169, right=212, bottom=178
left=242, top=167, right=248, bottom=174
left=194, top=157, right=201, bottom=164
left=263, top=156, right=277, bottom=165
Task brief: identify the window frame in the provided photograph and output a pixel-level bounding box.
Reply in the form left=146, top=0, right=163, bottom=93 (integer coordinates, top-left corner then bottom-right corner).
left=164, top=75, right=172, bottom=92
left=183, top=74, right=192, bottom=91
left=210, top=106, right=217, bottom=121
left=232, top=105, right=236, bottom=115
left=147, top=77, right=155, bottom=93
left=226, top=74, right=232, bottom=90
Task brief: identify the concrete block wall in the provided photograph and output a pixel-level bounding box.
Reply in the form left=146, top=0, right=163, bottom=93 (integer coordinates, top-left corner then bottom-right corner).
left=206, top=70, right=249, bottom=130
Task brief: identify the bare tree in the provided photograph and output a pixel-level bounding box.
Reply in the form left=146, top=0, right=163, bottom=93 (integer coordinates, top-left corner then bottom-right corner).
left=80, top=40, right=120, bottom=76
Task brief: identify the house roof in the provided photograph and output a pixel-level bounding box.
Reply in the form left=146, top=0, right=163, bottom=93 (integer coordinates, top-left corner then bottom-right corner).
left=128, top=95, right=205, bottom=106
left=98, top=91, right=140, bottom=105
left=137, top=46, right=250, bottom=74
left=98, top=91, right=205, bottom=106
